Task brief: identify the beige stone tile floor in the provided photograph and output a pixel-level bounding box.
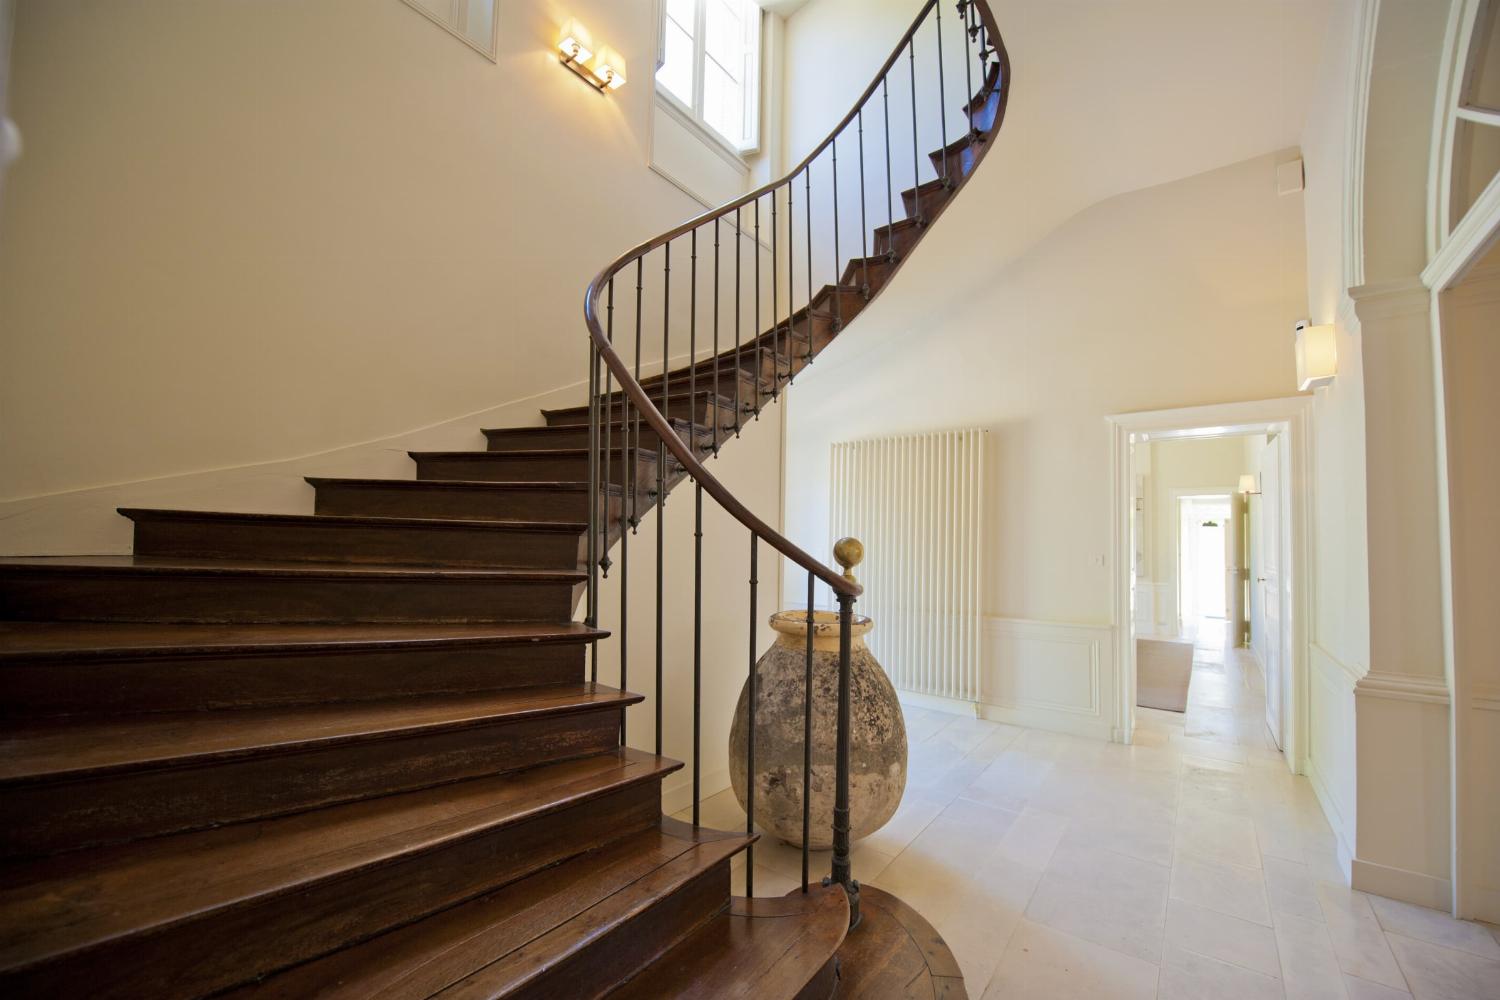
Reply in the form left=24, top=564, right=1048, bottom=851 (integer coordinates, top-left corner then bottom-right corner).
left=675, top=620, right=1500, bottom=998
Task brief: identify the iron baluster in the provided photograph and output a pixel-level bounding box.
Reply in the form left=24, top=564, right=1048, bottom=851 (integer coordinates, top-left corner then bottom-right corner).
left=909, top=39, right=922, bottom=223
left=602, top=279, right=614, bottom=578
left=753, top=198, right=761, bottom=419
left=785, top=180, right=795, bottom=383
left=586, top=338, right=599, bottom=686
left=802, top=571, right=814, bottom=892
left=803, top=168, right=812, bottom=364
left=936, top=0, right=950, bottom=184
left=831, top=137, right=842, bottom=335
left=734, top=210, right=742, bottom=437
left=693, top=482, right=703, bottom=827
left=960, top=1, right=975, bottom=142
left=858, top=107, right=870, bottom=296
left=829, top=593, right=860, bottom=927
left=770, top=190, right=780, bottom=401
left=883, top=76, right=896, bottom=258
left=656, top=244, right=668, bottom=757
left=690, top=229, right=698, bottom=453
left=712, top=219, right=721, bottom=454
left=632, top=258, right=643, bottom=531
left=746, top=531, right=758, bottom=897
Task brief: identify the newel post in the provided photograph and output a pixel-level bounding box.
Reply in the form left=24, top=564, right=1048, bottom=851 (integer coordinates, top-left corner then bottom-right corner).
left=828, top=536, right=864, bottom=928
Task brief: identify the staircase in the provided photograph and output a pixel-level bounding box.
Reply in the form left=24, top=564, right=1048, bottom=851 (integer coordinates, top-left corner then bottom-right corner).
left=0, top=2, right=1008, bottom=996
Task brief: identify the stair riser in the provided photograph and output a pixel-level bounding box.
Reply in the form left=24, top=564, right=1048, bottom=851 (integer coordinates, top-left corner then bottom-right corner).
left=0, top=780, right=665, bottom=1000
left=637, top=369, right=765, bottom=405
left=484, top=424, right=709, bottom=455
left=314, top=483, right=623, bottom=523
left=414, top=453, right=664, bottom=487
left=839, top=259, right=897, bottom=297
left=929, top=138, right=982, bottom=180
left=509, top=862, right=731, bottom=1000
left=545, top=398, right=739, bottom=429
left=0, top=572, right=580, bottom=624
left=901, top=182, right=954, bottom=220
left=2, top=707, right=625, bottom=859
left=0, top=641, right=589, bottom=718
left=131, top=518, right=586, bottom=571
left=969, top=86, right=1003, bottom=132
left=875, top=222, right=924, bottom=259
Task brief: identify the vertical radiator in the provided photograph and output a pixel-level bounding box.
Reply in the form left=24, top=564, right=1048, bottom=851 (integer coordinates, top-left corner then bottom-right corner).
left=829, top=428, right=986, bottom=702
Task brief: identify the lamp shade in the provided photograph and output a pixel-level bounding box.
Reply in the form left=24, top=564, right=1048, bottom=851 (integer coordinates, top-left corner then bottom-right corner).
left=1295, top=322, right=1337, bottom=391
left=593, top=46, right=627, bottom=89
left=1238, top=474, right=1258, bottom=495
left=558, top=18, right=594, bottom=63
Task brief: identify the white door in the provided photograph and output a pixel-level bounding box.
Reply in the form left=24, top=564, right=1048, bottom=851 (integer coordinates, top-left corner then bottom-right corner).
left=1259, top=436, right=1284, bottom=748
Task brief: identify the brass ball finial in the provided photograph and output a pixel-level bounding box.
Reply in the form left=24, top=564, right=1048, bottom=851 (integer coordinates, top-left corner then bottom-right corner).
left=833, top=536, right=864, bottom=584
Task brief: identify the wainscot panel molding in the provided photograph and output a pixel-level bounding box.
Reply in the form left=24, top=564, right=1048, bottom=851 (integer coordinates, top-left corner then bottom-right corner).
left=1354, top=671, right=1452, bottom=705
left=1307, top=643, right=1360, bottom=875
left=977, top=618, right=1115, bottom=741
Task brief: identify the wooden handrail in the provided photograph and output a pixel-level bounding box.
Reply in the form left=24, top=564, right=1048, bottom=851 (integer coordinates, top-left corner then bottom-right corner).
left=582, top=0, right=1009, bottom=599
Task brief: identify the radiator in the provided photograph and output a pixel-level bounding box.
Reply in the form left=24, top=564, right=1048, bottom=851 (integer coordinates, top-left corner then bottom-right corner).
left=829, top=428, right=985, bottom=701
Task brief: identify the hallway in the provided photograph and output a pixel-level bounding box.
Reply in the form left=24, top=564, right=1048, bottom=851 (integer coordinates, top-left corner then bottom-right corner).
left=686, top=632, right=1500, bottom=998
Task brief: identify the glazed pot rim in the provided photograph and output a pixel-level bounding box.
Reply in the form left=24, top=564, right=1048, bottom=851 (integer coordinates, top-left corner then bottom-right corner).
left=769, top=609, right=873, bottom=637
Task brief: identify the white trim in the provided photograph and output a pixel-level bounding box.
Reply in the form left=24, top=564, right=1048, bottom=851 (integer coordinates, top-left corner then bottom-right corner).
left=1108, top=397, right=1313, bottom=770
left=1167, top=487, right=1236, bottom=630
left=1311, top=641, right=1365, bottom=685
left=1352, top=857, right=1454, bottom=912
left=399, top=0, right=499, bottom=62
left=1424, top=170, right=1500, bottom=289
left=655, top=88, right=757, bottom=172
left=1345, top=0, right=1381, bottom=290
left=1307, top=754, right=1356, bottom=882
left=898, top=690, right=979, bottom=718
left=1456, top=104, right=1500, bottom=126
left=1354, top=671, right=1453, bottom=705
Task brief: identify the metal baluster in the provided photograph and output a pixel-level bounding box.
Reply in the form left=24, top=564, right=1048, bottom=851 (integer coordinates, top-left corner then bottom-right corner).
left=785, top=180, right=795, bottom=383
left=960, top=1, right=975, bottom=142
left=693, top=482, right=703, bottom=827
left=858, top=107, right=870, bottom=296
left=802, top=571, right=814, bottom=892
left=618, top=402, right=629, bottom=747
left=831, top=137, right=842, bottom=335
left=713, top=219, right=721, bottom=454
left=883, top=76, right=895, bottom=258
left=803, top=169, right=812, bottom=365
left=753, top=198, right=761, bottom=419
left=746, top=531, right=759, bottom=896
left=586, top=338, right=599, bottom=686
left=656, top=244, right=668, bottom=757
left=602, top=279, right=614, bottom=580
left=909, top=39, right=924, bottom=228
left=734, top=210, right=742, bottom=437
left=830, top=592, right=860, bottom=927
left=632, top=258, right=643, bottom=531
left=690, top=229, right=698, bottom=453
left=936, top=0, right=950, bottom=184
left=770, top=190, right=780, bottom=401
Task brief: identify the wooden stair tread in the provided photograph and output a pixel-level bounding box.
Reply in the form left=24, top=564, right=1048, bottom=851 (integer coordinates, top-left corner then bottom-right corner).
left=0, top=748, right=679, bottom=974
left=307, top=477, right=624, bottom=494
left=0, top=621, right=604, bottom=661
left=228, top=821, right=752, bottom=999
left=0, top=684, right=637, bottom=784
left=412, top=447, right=676, bottom=462
left=121, top=508, right=587, bottom=534
left=0, top=555, right=585, bottom=583
left=606, top=884, right=850, bottom=1000
left=830, top=885, right=967, bottom=999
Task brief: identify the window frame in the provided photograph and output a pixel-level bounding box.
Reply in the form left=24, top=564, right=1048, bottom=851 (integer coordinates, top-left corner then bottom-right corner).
left=655, top=0, right=763, bottom=161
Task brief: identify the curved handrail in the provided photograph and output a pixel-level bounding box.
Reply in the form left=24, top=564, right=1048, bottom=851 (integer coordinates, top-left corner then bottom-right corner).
left=582, top=0, right=1009, bottom=598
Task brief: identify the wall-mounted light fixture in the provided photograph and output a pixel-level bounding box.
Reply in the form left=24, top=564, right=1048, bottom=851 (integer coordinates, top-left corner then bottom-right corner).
left=1238, top=473, right=1261, bottom=496
left=557, top=19, right=626, bottom=93
left=1294, top=320, right=1337, bottom=391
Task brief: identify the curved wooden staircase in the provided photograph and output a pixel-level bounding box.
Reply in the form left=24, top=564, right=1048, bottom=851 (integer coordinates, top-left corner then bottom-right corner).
left=0, top=2, right=1009, bottom=995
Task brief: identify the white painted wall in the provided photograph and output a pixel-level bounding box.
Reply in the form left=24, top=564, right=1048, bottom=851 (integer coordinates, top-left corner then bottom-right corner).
left=780, top=151, right=1310, bottom=740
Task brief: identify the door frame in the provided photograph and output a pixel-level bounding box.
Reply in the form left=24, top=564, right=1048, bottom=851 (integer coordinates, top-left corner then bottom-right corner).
left=1108, top=397, right=1313, bottom=773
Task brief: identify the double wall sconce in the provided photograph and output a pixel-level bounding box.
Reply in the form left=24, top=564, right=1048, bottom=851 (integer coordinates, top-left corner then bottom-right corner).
left=1238, top=473, right=1261, bottom=496
left=557, top=18, right=626, bottom=93
left=1294, top=320, right=1337, bottom=391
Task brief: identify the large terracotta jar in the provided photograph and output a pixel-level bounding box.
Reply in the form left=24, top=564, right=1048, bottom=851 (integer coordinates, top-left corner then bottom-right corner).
left=727, top=609, right=907, bottom=850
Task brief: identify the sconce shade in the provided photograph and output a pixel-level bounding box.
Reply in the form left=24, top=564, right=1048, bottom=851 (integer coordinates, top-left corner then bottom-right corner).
left=1238, top=474, right=1259, bottom=495
left=594, top=46, right=627, bottom=89
left=1295, top=322, right=1337, bottom=391
left=558, top=18, right=594, bottom=63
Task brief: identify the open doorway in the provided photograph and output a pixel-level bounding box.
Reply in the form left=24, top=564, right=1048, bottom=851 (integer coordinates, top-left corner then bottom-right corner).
left=1108, top=398, right=1311, bottom=769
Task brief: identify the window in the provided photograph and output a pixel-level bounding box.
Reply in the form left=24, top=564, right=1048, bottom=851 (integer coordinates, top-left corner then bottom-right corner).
left=657, top=0, right=762, bottom=154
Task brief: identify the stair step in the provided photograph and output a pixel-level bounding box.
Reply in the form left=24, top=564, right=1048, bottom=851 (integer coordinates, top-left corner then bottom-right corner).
left=0, top=621, right=605, bottom=717
left=608, top=884, right=850, bottom=1000
left=543, top=390, right=743, bottom=429
left=0, top=557, right=585, bottom=624
left=965, top=68, right=1005, bottom=132
left=0, top=684, right=637, bottom=858
left=901, top=176, right=956, bottom=220
left=412, top=447, right=676, bottom=486
left=839, top=254, right=900, bottom=295
left=928, top=132, right=986, bottom=180
left=122, top=508, right=587, bottom=570
left=874, top=216, right=926, bottom=258
left=310, top=477, right=626, bottom=523
left=483, top=418, right=713, bottom=455
left=0, top=748, right=679, bottom=999
left=225, top=820, right=752, bottom=999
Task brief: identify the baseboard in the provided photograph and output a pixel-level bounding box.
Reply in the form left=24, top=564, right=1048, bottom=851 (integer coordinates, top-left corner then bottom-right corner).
left=660, top=766, right=730, bottom=818
left=1352, top=857, right=1453, bottom=911
left=897, top=690, right=979, bottom=718
left=1305, top=757, right=1354, bottom=880
left=1465, top=884, right=1500, bottom=924
left=976, top=702, right=1114, bottom=742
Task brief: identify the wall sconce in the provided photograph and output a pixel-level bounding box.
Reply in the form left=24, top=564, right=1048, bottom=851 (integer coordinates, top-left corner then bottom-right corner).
left=1238, top=474, right=1261, bottom=496
left=557, top=19, right=626, bottom=93
left=1294, top=320, right=1337, bottom=391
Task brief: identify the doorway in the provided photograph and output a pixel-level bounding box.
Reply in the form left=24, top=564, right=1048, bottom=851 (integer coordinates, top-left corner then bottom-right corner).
left=1108, top=398, right=1311, bottom=767
left=1177, top=495, right=1231, bottom=624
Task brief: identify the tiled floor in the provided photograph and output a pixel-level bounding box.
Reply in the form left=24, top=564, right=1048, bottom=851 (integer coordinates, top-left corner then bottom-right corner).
left=677, top=621, right=1500, bottom=998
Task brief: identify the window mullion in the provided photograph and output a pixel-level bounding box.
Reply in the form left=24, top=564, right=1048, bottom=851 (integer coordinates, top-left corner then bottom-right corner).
left=693, top=0, right=708, bottom=119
